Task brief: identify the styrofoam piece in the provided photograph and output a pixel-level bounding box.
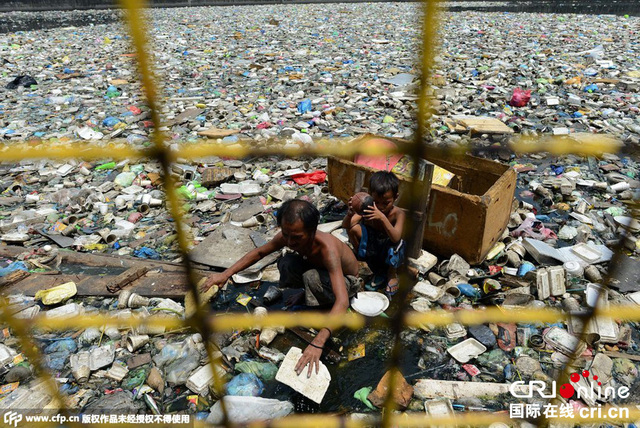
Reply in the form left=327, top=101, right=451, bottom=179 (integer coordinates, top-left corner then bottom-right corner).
left=627, top=291, right=640, bottom=305
left=0, top=344, right=17, bottom=366
left=317, top=221, right=343, bottom=234
left=570, top=243, right=602, bottom=263
left=283, top=168, right=306, bottom=177
left=220, top=183, right=241, bottom=194
left=408, top=250, right=439, bottom=274
left=424, top=398, right=455, bottom=419
left=414, top=379, right=525, bottom=400
left=445, top=323, right=466, bottom=340
left=536, top=269, right=551, bottom=300
left=446, top=338, right=486, bottom=363
left=106, top=363, right=129, bottom=382
left=614, top=216, right=640, bottom=233
left=239, top=182, right=262, bottom=196
left=331, top=228, right=349, bottom=243
left=548, top=266, right=566, bottom=296
left=232, top=271, right=263, bottom=284
left=569, top=212, right=593, bottom=224
left=585, top=283, right=608, bottom=308
left=89, top=344, right=115, bottom=371
left=413, top=281, right=444, bottom=301
left=586, top=316, right=618, bottom=344
left=186, top=364, right=214, bottom=395
left=275, top=347, right=331, bottom=404
left=45, top=303, right=83, bottom=319
left=524, top=238, right=613, bottom=264
left=542, top=326, right=586, bottom=356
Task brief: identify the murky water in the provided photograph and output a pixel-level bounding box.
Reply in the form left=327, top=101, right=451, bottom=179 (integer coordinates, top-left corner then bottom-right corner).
left=213, top=280, right=423, bottom=412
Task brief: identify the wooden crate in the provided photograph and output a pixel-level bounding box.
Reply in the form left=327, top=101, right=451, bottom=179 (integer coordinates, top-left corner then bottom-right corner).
left=327, top=144, right=516, bottom=265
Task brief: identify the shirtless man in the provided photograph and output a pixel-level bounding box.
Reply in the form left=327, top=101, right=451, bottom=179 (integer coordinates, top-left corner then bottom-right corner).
left=201, top=199, right=361, bottom=377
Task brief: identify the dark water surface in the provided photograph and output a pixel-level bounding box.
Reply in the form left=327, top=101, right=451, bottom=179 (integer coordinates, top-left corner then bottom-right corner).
left=1, top=1, right=639, bottom=34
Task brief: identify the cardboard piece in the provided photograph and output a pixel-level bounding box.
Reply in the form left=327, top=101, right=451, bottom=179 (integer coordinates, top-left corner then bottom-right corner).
left=185, top=278, right=219, bottom=318
left=201, top=167, right=234, bottom=187
left=197, top=128, right=240, bottom=138
left=165, top=108, right=204, bottom=127
left=455, top=116, right=514, bottom=134
left=328, top=135, right=517, bottom=264
left=275, top=347, right=331, bottom=404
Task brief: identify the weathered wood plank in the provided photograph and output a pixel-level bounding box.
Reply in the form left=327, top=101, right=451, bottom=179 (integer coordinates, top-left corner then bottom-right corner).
left=106, top=266, right=149, bottom=293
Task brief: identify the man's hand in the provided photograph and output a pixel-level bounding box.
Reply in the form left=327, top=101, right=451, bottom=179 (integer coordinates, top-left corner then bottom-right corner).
left=363, top=202, right=385, bottom=222
left=295, top=343, right=323, bottom=378
left=200, top=272, right=228, bottom=292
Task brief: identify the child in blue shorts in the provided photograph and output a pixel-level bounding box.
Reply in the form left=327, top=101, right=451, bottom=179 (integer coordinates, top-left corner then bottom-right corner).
left=342, top=171, right=406, bottom=296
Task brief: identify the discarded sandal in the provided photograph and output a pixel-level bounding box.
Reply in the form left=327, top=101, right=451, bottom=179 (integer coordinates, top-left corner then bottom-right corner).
left=385, top=278, right=399, bottom=297
left=496, top=322, right=516, bottom=352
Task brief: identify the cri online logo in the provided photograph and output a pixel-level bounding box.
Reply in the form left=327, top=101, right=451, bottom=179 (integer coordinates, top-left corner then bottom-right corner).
left=511, top=369, right=630, bottom=400
left=559, top=370, right=595, bottom=399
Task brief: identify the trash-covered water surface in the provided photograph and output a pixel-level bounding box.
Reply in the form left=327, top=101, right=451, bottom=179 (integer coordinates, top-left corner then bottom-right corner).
left=0, top=2, right=638, bottom=425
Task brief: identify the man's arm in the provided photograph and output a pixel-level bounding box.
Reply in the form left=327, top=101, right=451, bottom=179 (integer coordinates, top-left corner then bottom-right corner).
left=201, top=233, right=285, bottom=291
left=363, top=205, right=405, bottom=243
left=295, top=245, right=349, bottom=377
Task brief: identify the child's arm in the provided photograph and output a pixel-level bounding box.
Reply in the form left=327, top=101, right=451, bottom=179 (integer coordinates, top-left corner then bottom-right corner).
left=342, top=196, right=362, bottom=230
left=363, top=205, right=405, bottom=243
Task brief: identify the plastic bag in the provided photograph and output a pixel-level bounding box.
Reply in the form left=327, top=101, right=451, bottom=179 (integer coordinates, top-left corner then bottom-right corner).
left=291, top=170, right=326, bottom=185
left=226, top=373, right=264, bottom=397
left=163, top=341, right=201, bottom=386
left=207, top=396, right=293, bottom=425
left=509, top=88, right=531, bottom=107
left=511, top=217, right=557, bottom=240
left=0, top=261, right=28, bottom=277
left=6, top=75, right=37, bottom=89
left=297, top=99, right=312, bottom=114
left=114, top=172, right=136, bottom=187
left=235, top=361, right=278, bottom=381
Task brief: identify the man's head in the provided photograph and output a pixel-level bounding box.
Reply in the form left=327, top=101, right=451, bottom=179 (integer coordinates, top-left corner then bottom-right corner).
left=369, top=171, right=399, bottom=215
left=277, top=199, right=319, bottom=253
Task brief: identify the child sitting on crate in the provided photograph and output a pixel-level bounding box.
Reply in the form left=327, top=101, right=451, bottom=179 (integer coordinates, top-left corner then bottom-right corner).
left=342, top=171, right=406, bottom=297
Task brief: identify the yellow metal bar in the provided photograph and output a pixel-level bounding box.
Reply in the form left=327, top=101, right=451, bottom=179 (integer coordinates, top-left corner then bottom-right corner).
left=28, top=303, right=640, bottom=333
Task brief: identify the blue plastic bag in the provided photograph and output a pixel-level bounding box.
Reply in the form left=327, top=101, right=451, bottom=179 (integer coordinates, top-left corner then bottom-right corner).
left=297, top=99, right=312, bottom=114
left=134, top=247, right=160, bottom=260
left=226, top=373, right=264, bottom=397
left=0, top=261, right=28, bottom=277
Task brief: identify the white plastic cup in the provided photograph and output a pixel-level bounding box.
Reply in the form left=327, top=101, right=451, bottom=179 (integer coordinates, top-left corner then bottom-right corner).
left=96, top=202, right=109, bottom=215
left=141, top=194, right=152, bottom=204
left=115, top=196, right=126, bottom=209
left=585, top=283, right=604, bottom=307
